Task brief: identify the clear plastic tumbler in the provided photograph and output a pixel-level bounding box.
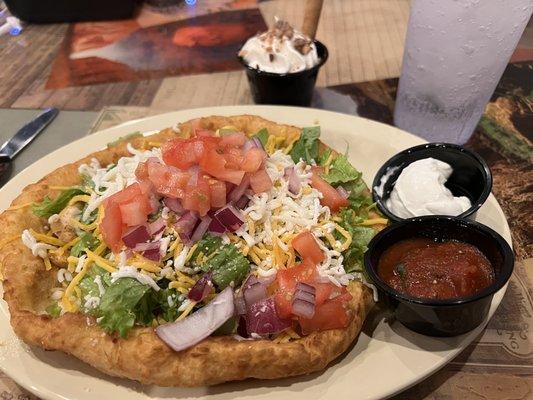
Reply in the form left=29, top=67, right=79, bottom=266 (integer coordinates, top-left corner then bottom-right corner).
left=394, top=0, right=532, bottom=144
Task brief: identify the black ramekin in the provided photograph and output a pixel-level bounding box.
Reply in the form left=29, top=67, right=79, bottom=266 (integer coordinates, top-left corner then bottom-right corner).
left=237, top=40, right=329, bottom=107
left=372, top=143, right=492, bottom=222
left=364, top=216, right=514, bottom=337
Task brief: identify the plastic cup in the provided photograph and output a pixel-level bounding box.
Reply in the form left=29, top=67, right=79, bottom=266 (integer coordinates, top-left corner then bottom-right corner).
left=238, top=40, right=328, bottom=107
left=394, top=0, right=533, bottom=144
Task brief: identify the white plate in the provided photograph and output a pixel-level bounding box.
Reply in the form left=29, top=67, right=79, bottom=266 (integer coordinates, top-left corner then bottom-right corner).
left=0, top=106, right=511, bottom=400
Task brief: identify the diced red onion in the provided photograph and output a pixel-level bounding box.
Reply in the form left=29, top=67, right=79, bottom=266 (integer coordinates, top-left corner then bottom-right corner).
left=133, top=241, right=160, bottom=252
left=228, top=174, right=250, bottom=202
left=337, top=186, right=350, bottom=199
left=234, top=295, right=247, bottom=315
left=292, top=282, right=316, bottom=319
left=190, top=216, right=211, bottom=243
left=294, top=290, right=315, bottom=304
left=175, top=211, right=198, bottom=243
left=156, top=287, right=235, bottom=352
left=291, top=298, right=315, bottom=319
left=163, top=197, right=184, bottom=214
left=244, top=281, right=268, bottom=307
left=234, top=195, right=249, bottom=210
left=284, top=167, right=301, bottom=195
left=243, top=137, right=263, bottom=152
left=122, top=225, right=150, bottom=248
left=208, top=217, right=226, bottom=235
left=295, top=282, right=316, bottom=294
left=142, top=247, right=162, bottom=262
left=149, top=217, right=166, bottom=236
left=213, top=204, right=244, bottom=232
left=188, top=273, right=213, bottom=302
left=245, top=297, right=291, bottom=335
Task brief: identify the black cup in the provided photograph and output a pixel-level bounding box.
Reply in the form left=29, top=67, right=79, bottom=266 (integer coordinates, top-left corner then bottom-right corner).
left=237, top=40, right=328, bottom=107
left=372, top=143, right=492, bottom=222
left=364, top=216, right=514, bottom=336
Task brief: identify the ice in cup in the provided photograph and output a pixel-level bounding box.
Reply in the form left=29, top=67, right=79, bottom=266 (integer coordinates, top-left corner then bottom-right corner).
left=394, top=0, right=532, bottom=144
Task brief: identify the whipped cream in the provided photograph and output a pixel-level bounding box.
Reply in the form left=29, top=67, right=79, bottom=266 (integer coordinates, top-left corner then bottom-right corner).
left=239, top=19, right=319, bottom=74
left=385, top=158, right=471, bottom=218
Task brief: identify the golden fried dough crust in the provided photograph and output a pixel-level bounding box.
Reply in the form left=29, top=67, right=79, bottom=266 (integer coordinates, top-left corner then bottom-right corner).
left=0, top=116, right=374, bottom=387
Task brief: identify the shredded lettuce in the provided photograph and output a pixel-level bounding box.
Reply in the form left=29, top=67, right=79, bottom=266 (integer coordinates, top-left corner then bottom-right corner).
left=32, top=188, right=86, bottom=218
left=335, top=207, right=375, bottom=274
left=289, top=126, right=320, bottom=163
left=192, top=234, right=250, bottom=289
left=253, top=128, right=269, bottom=147
left=317, top=148, right=332, bottom=166
left=323, top=154, right=362, bottom=185
left=70, top=232, right=99, bottom=258
left=97, top=278, right=153, bottom=338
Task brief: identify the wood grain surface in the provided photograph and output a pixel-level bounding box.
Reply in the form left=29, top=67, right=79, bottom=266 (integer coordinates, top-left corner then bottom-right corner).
left=0, top=0, right=410, bottom=110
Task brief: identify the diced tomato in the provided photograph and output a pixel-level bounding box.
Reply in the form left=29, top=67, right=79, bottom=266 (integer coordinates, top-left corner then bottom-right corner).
left=310, top=170, right=349, bottom=212
left=162, top=136, right=219, bottom=170
left=183, top=175, right=211, bottom=216
left=223, top=147, right=245, bottom=169
left=298, top=290, right=353, bottom=334
left=240, top=148, right=265, bottom=172
left=274, top=259, right=317, bottom=319
left=100, top=201, right=123, bottom=252
left=208, top=179, right=226, bottom=208
left=313, top=283, right=334, bottom=307
left=135, top=162, right=149, bottom=181
left=147, top=160, right=188, bottom=198
left=249, top=168, right=272, bottom=193
left=292, top=231, right=325, bottom=264
left=200, top=148, right=245, bottom=185
left=219, top=132, right=246, bottom=147
left=119, top=201, right=148, bottom=226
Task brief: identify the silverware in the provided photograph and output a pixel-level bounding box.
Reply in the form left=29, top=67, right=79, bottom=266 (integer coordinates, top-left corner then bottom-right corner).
left=0, top=107, right=59, bottom=185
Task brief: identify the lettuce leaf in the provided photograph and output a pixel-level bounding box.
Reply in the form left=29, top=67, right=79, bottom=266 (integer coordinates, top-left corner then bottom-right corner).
left=70, top=232, right=99, bottom=258
left=335, top=207, right=376, bottom=273
left=192, top=234, right=250, bottom=289
left=97, top=278, right=153, bottom=338
left=253, top=128, right=269, bottom=147
left=32, top=188, right=86, bottom=218
left=323, top=154, right=362, bottom=185
left=289, top=126, right=321, bottom=163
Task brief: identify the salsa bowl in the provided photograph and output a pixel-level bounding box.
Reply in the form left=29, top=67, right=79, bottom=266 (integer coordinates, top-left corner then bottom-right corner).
left=364, top=216, right=514, bottom=336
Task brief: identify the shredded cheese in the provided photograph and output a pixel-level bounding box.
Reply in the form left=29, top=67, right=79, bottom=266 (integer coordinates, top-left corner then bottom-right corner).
left=176, top=300, right=196, bottom=321
left=359, top=218, right=388, bottom=226
left=29, top=229, right=65, bottom=247
left=85, top=250, right=116, bottom=273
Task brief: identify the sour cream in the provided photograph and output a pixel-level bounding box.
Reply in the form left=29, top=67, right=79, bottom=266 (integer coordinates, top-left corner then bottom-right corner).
left=385, top=158, right=471, bottom=218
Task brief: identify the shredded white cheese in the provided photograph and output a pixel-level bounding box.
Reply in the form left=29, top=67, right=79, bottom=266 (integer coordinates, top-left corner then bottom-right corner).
left=78, top=145, right=162, bottom=221
left=21, top=229, right=56, bottom=258
left=111, top=266, right=160, bottom=291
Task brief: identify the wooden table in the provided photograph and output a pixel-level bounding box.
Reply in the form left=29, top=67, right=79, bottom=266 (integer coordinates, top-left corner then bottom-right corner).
left=0, top=1, right=532, bottom=399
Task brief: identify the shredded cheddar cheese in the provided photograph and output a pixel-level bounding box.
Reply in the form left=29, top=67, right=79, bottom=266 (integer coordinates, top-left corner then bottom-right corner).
left=176, top=301, right=196, bottom=321
left=85, top=250, right=116, bottom=273
left=29, top=229, right=65, bottom=247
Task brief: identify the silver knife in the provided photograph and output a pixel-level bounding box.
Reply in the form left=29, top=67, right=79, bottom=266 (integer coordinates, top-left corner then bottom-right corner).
left=0, top=108, right=59, bottom=159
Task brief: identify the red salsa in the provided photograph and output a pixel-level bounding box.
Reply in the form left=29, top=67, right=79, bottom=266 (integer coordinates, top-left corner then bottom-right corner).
left=377, top=239, right=494, bottom=300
